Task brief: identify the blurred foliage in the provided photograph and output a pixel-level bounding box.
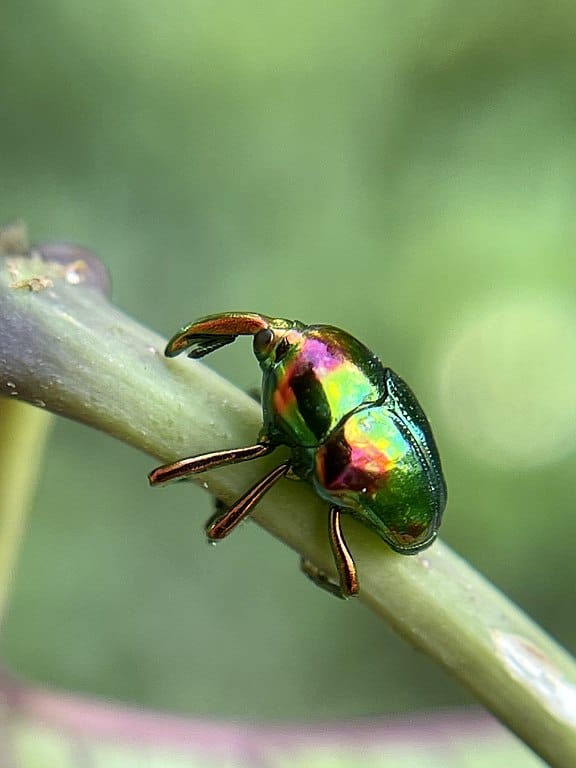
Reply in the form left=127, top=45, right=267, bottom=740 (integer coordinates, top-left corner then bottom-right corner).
left=0, top=0, right=575, bottom=727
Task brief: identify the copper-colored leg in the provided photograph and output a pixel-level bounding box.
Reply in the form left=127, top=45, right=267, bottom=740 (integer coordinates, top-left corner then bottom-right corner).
left=148, top=443, right=273, bottom=486
left=207, top=461, right=291, bottom=540
left=301, top=506, right=359, bottom=599
left=329, top=505, right=359, bottom=597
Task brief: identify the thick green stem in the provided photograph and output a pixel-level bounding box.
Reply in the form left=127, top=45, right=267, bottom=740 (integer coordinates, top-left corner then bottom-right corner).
left=0, top=239, right=575, bottom=767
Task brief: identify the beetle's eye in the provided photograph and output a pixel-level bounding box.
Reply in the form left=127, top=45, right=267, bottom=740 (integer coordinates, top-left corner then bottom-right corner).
left=253, top=328, right=274, bottom=359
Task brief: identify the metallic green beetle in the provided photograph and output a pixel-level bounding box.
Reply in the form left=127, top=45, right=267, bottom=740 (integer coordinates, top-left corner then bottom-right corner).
left=149, top=312, right=446, bottom=598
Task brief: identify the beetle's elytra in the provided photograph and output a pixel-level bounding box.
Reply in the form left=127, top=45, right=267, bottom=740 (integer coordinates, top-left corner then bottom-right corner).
left=149, top=312, right=446, bottom=598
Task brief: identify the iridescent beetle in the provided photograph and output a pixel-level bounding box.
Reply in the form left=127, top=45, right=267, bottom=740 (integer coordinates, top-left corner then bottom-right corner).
left=149, top=312, right=446, bottom=598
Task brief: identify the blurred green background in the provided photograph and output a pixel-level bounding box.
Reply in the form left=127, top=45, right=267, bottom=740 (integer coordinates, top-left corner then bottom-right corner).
left=1, top=0, right=575, bottom=723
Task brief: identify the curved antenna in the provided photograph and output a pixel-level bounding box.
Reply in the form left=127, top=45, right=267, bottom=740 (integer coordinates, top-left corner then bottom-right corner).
left=165, top=312, right=271, bottom=359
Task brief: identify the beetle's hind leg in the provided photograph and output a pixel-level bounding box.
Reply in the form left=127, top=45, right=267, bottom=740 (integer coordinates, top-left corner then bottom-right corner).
left=148, top=442, right=273, bottom=486
left=206, top=460, right=291, bottom=539
left=301, top=506, right=359, bottom=599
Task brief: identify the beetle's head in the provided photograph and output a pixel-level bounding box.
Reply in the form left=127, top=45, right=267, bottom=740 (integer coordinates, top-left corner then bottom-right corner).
left=164, top=312, right=304, bottom=363
left=251, top=318, right=308, bottom=369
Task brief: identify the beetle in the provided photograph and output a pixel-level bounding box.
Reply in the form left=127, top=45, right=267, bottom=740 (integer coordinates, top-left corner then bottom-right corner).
left=149, top=312, right=446, bottom=598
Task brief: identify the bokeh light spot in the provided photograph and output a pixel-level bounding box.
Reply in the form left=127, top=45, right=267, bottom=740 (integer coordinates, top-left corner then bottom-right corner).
left=438, top=296, right=576, bottom=469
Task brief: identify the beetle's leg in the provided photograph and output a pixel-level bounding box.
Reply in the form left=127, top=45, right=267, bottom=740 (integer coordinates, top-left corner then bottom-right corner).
left=206, top=497, right=228, bottom=532
left=300, top=559, right=347, bottom=599
left=329, top=506, right=359, bottom=597
left=206, top=461, right=291, bottom=539
left=148, top=443, right=273, bottom=486
left=301, top=506, right=359, bottom=599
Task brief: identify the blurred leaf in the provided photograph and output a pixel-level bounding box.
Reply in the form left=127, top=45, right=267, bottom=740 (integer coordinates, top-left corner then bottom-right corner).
left=1, top=672, right=545, bottom=768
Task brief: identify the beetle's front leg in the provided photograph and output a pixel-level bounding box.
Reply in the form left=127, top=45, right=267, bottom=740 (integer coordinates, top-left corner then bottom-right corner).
left=301, top=506, right=359, bottom=599
left=148, top=442, right=273, bottom=485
